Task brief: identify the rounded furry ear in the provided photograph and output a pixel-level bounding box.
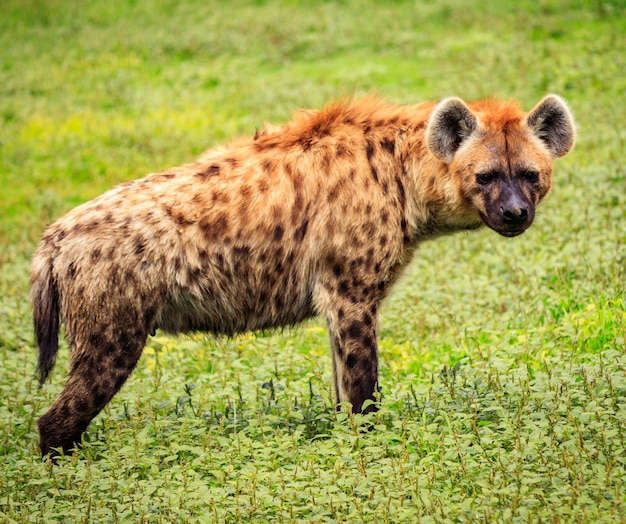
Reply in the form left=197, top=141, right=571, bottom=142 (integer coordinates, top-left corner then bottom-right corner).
left=426, top=97, right=478, bottom=163
left=526, top=94, right=576, bottom=158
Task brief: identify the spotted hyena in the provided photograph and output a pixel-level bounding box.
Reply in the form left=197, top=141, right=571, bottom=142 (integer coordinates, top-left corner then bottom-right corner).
left=31, top=94, right=575, bottom=457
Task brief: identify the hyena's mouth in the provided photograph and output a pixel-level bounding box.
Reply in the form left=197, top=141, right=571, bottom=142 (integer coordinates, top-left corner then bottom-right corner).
left=479, top=212, right=533, bottom=238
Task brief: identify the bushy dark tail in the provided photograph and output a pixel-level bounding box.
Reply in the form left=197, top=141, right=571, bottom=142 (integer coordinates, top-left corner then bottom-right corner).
left=31, top=255, right=59, bottom=385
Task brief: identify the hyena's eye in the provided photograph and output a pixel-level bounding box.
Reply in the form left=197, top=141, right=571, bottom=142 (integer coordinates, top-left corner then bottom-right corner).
left=476, top=171, right=499, bottom=185
left=519, top=170, right=540, bottom=184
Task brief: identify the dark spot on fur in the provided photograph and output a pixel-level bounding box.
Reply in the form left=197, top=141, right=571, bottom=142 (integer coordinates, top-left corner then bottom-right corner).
left=90, top=247, right=102, bottom=262
left=273, top=225, right=284, bottom=242
left=380, top=137, right=395, bottom=154
left=361, top=221, right=376, bottom=237
left=320, top=148, right=333, bottom=171
left=362, top=284, right=375, bottom=299
left=347, top=321, right=363, bottom=340
left=258, top=178, right=270, bottom=193
left=199, top=213, right=228, bottom=242
left=261, top=159, right=274, bottom=174
left=178, top=213, right=197, bottom=227
left=275, top=294, right=285, bottom=310
left=134, top=236, right=147, bottom=256
left=338, top=280, right=349, bottom=296
left=196, top=164, right=220, bottom=180
left=395, top=176, right=406, bottom=208
left=113, top=351, right=129, bottom=369
left=294, top=220, right=308, bottom=242
left=366, top=140, right=376, bottom=161
left=401, top=217, right=411, bottom=243
left=299, top=136, right=314, bottom=151
left=362, top=334, right=376, bottom=352
left=327, top=180, right=344, bottom=203
left=89, top=333, right=104, bottom=348
left=370, top=165, right=379, bottom=184
left=212, top=190, right=230, bottom=205
left=254, top=141, right=273, bottom=153
left=351, top=276, right=364, bottom=290
left=55, top=229, right=67, bottom=242
left=240, top=185, right=252, bottom=202
left=234, top=245, right=251, bottom=258
left=346, top=353, right=357, bottom=369
left=291, top=193, right=304, bottom=223
left=336, top=142, right=350, bottom=158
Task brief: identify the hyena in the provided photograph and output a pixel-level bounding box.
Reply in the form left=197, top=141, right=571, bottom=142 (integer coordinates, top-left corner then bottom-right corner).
left=31, top=94, right=575, bottom=457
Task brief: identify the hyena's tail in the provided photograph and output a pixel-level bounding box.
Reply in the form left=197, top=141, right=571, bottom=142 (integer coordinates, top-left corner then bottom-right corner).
left=30, top=249, right=60, bottom=385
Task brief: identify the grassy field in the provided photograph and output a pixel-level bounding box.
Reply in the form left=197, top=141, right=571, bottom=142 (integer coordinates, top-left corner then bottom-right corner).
left=1, top=0, right=625, bottom=521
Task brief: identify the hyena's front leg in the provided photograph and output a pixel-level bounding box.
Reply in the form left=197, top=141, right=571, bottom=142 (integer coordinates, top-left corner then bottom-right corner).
left=326, top=302, right=380, bottom=414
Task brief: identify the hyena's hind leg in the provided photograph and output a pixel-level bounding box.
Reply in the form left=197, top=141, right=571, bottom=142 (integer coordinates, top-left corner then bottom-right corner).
left=37, top=324, right=148, bottom=458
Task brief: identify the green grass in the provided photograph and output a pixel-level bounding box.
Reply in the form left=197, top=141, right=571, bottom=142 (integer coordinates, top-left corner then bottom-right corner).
left=1, top=0, right=625, bottom=521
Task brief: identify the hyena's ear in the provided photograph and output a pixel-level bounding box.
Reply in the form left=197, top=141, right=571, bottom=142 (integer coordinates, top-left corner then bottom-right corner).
left=526, top=94, right=576, bottom=158
left=426, top=97, right=478, bottom=163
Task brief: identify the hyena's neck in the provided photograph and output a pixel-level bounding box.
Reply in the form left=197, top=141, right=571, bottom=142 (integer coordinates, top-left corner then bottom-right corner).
left=361, top=102, right=482, bottom=241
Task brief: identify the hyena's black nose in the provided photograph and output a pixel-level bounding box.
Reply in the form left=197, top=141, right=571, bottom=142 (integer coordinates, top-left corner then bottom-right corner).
left=501, top=204, right=528, bottom=224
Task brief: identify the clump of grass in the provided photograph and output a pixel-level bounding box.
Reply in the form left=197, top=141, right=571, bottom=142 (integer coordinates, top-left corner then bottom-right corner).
left=2, top=338, right=625, bottom=522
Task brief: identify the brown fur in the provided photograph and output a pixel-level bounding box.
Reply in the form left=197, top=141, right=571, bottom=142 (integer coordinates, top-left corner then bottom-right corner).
left=31, top=94, right=575, bottom=458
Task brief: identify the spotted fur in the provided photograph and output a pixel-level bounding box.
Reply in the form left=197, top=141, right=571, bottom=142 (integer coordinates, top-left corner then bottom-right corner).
left=31, top=94, right=575, bottom=457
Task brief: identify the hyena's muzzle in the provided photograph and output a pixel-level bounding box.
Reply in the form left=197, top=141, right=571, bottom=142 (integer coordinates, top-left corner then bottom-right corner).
left=479, top=178, right=536, bottom=238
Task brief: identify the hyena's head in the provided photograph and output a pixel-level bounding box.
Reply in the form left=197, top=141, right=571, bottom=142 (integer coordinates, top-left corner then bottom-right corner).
left=427, top=94, right=575, bottom=237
